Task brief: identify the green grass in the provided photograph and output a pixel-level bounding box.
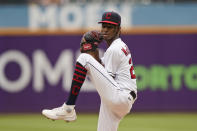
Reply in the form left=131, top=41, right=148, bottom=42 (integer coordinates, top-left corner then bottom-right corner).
left=0, top=113, right=197, bottom=131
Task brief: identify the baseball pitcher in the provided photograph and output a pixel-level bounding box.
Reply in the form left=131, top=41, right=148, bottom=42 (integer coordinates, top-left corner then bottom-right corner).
left=42, top=11, right=137, bottom=131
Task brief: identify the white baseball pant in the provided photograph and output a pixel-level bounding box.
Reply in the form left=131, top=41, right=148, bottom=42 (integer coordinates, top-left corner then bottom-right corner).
left=77, top=53, right=134, bottom=131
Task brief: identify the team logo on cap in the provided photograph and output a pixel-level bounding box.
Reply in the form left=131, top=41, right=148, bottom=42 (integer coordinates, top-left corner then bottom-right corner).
left=105, top=13, right=111, bottom=19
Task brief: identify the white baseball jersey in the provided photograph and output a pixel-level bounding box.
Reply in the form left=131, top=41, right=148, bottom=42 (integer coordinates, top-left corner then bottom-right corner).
left=77, top=37, right=137, bottom=131
left=102, top=38, right=137, bottom=93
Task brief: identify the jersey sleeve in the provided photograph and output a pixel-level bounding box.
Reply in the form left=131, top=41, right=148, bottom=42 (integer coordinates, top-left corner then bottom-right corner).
left=104, top=47, right=122, bottom=78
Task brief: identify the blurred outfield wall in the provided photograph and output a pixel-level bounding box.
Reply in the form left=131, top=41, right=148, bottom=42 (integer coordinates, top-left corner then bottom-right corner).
left=0, top=3, right=197, bottom=113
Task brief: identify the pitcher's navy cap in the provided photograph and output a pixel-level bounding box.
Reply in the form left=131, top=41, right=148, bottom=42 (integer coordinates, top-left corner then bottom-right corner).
left=98, top=11, right=121, bottom=26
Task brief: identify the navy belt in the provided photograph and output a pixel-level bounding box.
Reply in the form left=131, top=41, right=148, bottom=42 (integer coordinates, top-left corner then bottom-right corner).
left=130, top=91, right=136, bottom=99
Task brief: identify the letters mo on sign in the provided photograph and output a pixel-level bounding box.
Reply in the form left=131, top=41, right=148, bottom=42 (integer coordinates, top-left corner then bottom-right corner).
left=0, top=50, right=96, bottom=93
left=0, top=50, right=196, bottom=93
left=28, top=4, right=132, bottom=30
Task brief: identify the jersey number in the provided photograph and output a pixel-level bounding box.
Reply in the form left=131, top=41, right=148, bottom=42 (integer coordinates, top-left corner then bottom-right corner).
left=130, top=66, right=136, bottom=79
left=129, top=58, right=136, bottom=79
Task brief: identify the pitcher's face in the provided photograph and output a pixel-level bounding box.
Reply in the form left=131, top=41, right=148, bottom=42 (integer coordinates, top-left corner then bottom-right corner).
left=101, top=23, right=120, bottom=42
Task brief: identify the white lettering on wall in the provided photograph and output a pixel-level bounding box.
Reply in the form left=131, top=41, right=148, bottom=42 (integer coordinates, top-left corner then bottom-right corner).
left=86, top=4, right=101, bottom=28
left=0, top=50, right=31, bottom=93
left=29, top=5, right=57, bottom=30
left=59, top=4, right=83, bottom=29
left=33, top=50, right=73, bottom=92
left=28, top=4, right=132, bottom=30
left=0, top=49, right=98, bottom=93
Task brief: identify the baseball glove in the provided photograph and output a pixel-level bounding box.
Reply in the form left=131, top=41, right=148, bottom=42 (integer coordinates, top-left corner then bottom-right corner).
left=80, top=30, right=103, bottom=53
